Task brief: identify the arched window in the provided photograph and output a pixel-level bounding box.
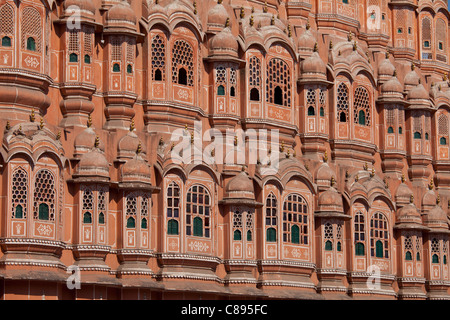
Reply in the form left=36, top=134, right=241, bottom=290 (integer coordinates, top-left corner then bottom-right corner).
left=34, top=169, right=56, bottom=221
left=354, top=211, right=365, bottom=256
left=370, top=212, right=389, bottom=258
left=266, top=58, right=291, bottom=107
left=291, top=225, right=300, bottom=244
left=167, top=219, right=179, bottom=235
left=12, top=168, right=28, bottom=220
left=83, top=212, right=92, bottom=224
left=282, top=194, right=308, bottom=245
left=166, top=182, right=180, bottom=236
left=354, top=86, right=370, bottom=126
left=152, top=34, right=166, bottom=81
left=414, top=132, right=421, bottom=139
left=337, top=83, right=349, bottom=123
left=172, top=40, right=194, bottom=86
left=320, top=107, right=325, bottom=117
left=127, top=216, right=135, bottom=228
left=2, top=36, right=11, bottom=47
left=186, top=185, right=211, bottom=238
left=99, top=212, right=105, bottom=224
left=233, top=210, right=243, bottom=241
left=405, top=251, right=412, bottom=261
left=325, top=240, right=333, bottom=251
left=422, top=17, right=432, bottom=49
left=234, top=229, right=242, bottom=241
left=399, top=127, right=403, bottom=134
left=141, top=217, right=148, bottom=229
left=388, top=126, right=394, bottom=133
left=84, top=54, right=91, bottom=64
left=127, top=64, right=133, bottom=74
left=124, top=191, right=149, bottom=235
left=266, top=227, right=276, bottom=242
left=247, top=230, right=252, bottom=241
left=306, top=88, right=316, bottom=116
left=432, top=254, right=439, bottom=264
left=441, top=137, right=447, bottom=145
left=217, top=85, right=225, bottom=96
left=230, top=86, right=236, bottom=97
left=308, top=106, right=315, bottom=116
left=250, top=88, right=260, bottom=101
left=26, top=37, right=36, bottom=51
left=69, top=53, right=78, bottom=63
left=425, top=132, right=429, bottom=140
left=113, top=63, right=120, bottom=72
left=265, top=193, right=277, bottom=242
left=337, top=241, right=342, bottom=252
left=178, top=68, right=187, bottom=85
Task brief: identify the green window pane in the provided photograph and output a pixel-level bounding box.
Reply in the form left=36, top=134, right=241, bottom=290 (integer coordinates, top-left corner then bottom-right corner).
left=417, top=252, right=421, bottom=261
left=358, top=110, right=366, bottom=126
left=217, top=85, right=225, bottom=96
left=141, top=218, right=148, bottom=229
left=320, top=107, right=325, bottom=117
left=15, top=205, right=23, bottom=219
left=307, top=106, right=315, bottom=116
left=247, top=230, right=252, bottom=242
left=266, top=227, right=276, bottom=242
left=325, top=240, right=333, bottom=251
left=39, top=203, right=49, bottom=220
left=69, top=53, right=78, bottom=63
left=355, top=242, right=365, bottom=256
left=399, top=127, right=403, bottom=134
left=432, top=254, right=439, bottom=264
left=414, top=132, right=421, bottom=139
left=99, top=212, right=105, bottom=224
left=26, top=37, right=36, bottom=51
left=233, top=230, right=242, bottom=241
left=127, top=64, right=133, bottom=74
left=405, top=251, right=412, bottom=261
left=167, top=219, right=179, bottom=235
left=387, top=126, right=394, bottom=133
left=127, top=217, right=135, bottom=228
left=375, top=240, right=383, bottom=258
left=441, top=137, right=447, bottom=145
left=444, top=255, right=448, bottom=265
left=113, top=63, right=120, bottom=72
left=291, top=225, right=300, bottom=244
left=193, top=217, right=203, bottom=237
left=2, top=36, right=11, bottom=47
left=83, top=212, right=92, bottom=224
left=84, top=54, right=91, bottom=64
left=337, top=241, right=342, bottom=252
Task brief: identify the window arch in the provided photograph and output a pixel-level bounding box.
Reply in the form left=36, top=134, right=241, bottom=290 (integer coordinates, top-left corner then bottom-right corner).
left=306, top=88, right=316, bottom=116
left=166, top=182, right=180, bottom=235
left=2, top=36, right=11, bottom=47
left=388, top=126, right=394, bottom=133
left=113, top=63, right=120, bottom=72
left=249, top=55, right=261, bottom=102
left=354, top=211, right=365, bottom=256
left=217, top=85, right=225, bottom=96
left=69, top=53, right=78, bottom=63
left=172, top=40, right=194, bottom=86
left=83, top=212, right=92, bottom=224
left=282, top=194, right=308, bottom=245
left=265, top=193, right=277, bottom=242
left=0, top=4, right=14, bottom=48
left=414, top=131, right=421, bottom=139
left=422, top=17, right=432, bottom=51
left=337, top=82, right=349, bottom=123
left=370, top=212, right=389, bottom=258
left=266, top=58, right=291, bottom=107
left=22, top=7, right=42, bottom=53
left=324, top=222, right=333, bottom=250
left=186, top=185, right=211, bottom=238
left=33, top=169, right=56, bottom=221
left=354, top=86, right=370, bottom=126
left=233, top=210, right=243, bottom=241
left=250, top=88, right=260, bottom=101
left=151, top=34, right=166, bottom=81
left=11, top=168, right=28, bottom=219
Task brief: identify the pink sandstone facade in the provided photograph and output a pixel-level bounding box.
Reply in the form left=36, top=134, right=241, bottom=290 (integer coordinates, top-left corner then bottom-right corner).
left=0, top=0, right=449, bottom=300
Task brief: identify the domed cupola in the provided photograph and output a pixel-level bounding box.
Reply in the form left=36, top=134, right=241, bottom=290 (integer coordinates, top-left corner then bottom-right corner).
left=220, top=169, right=261, bottom=207
left=395, top=195, right=424, bottom=229
left=315, top=152, right=335, bottom=189
left=298, top=22, right=316, bottom=52
left=299, top=43, right=327, bottom=83
left=404, top=63, right=420, bottom=92
left=407, top=81, right=431, bottom=110
left=117, top=120, right=146, bottom=160
left=105, top=0, right=138, bottom=32
left=316, top=177, right=346, bottom=218
left=63, top=0, right=95, bottom=21
left=120, top=142, right=153, bottom=188
left=209, top=20, right=239, bottom=58
left=377, top=52, right=395, bottom=83
left=73, top=115, right=105, bottom=158
left=73, top=136, right=110, bottom=181
left=422, top=179, right=437, bottom=213
left=207, top=0, right=228, bottom=32
left=395, top=175, right=413, bottom=207
left=423, top=196, right=449, bottom=232
left=379, top=71, right=404, bottom=101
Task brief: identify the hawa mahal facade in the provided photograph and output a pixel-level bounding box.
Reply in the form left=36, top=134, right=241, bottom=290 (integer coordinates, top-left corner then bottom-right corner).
left=0, top=0, right=450, bottom=300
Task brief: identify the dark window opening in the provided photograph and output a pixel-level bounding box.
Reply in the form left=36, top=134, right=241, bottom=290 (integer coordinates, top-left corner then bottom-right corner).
left=69, top=53, right=78, bottom=63
left=274, top=86, right=283, bottom=105
left=233, top=230, right=242, bottom=241
left=307, top=106, right=315, bottom=116
left=230, top=86, right=236, bottom=97
left=250, top=88, right=260, bottom=101
left=217, top=85, right=225, bottom=96
left=83, top=212, right=92, bottom=224
left=339, top=112, right=347, bottom=122
left=127, top=217, right=135, bottom=228
left=178, top=68, right=187, bottom=85
left=168, top=219, right=179, bottom=235
left=38, top=203, right=49, bottom=220
left=2, top=36, right=11, bottom=47
left=84, top=54, right=91, bottom=64
left=155, top=69, right=162, bottom=81
left=26, top=37, right=36, bottom=51
left=113, top=63, right=120, bottom=72
left=127, top=64, right=133, bottom=74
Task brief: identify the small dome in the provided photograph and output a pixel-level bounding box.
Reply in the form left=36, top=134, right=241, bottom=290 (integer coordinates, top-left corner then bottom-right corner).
left=396, top=203, right=422, bottom=225
left=422, top=189, right=437, bottom=208
left=207, top=1, right=228, bottom=26
left=64, top=0, right=95, bottom=14
left=318, top=187, right=343, bottom=209
left=210, top=27, right=238, bottom=56
left=315, top=162, right=335, bottom=186
left=408, top=83, right=429, bottom=100
left=424, top=205, right=448, bottom=230
left=225, top=171, right=255, bottom=200
left=378, top=57, right=395, bottom=77
left=404, top=68, right=420, bottom=87
left=118, top=131, right=146, bottom=159
left=121, top=156, right=152, bottom=183
left=298, top=29, right=316, bottom=50
left=395, top=182, right=413, bottom=202
left=76, top=148, right=110, bottom=179
left=381, top=76, right=403, bottom=93
left=74, top=127, right=105, bottom=156
left=107, top=1, right=137, bottom=25
left=301, top=51, right=326, bottom=75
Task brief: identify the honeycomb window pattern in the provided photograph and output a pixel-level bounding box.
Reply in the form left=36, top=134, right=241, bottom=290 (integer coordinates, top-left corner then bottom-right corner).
left=354, top=86, right=371, bottom=126
left=0, top=3, right=14, bottom=38
left=151, top=34, right=166, bottom=81
left=22, top=6, right=42, bottom=53
left=82, top=188, right=94, bottom=211
left=215, top=65, right=226, bottom=85
left=172, top=40, right=194, bottom=86
left=266, top=58, right=291, bottom=107
left=337, top=82, right=349, bottom=122
left=233, top=210, right=242, bottom=240
left=249, top=55, right=261, bottom=88
left=126, top=194, right=137, bottom=228
left=306, top=88, right=316, bottom=115
left=11, top=168, right=28, bottom=219
left=282, top=194, right=308, bottom=245
left=246, top=211, right=253, bottom=241
left=33, top=169, right=56, bottom=221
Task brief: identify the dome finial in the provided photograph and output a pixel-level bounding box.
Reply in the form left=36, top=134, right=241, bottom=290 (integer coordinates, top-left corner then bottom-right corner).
left=30, top=108, right=35, bottom=123
left=137, top=142, right=142, bottom=154
left=5, top=121, right=10, bottom=131
left=94, top=135, right=100, bottom=148
left=401, top=173, right=406, bottom=183
left=411, top=63, right=415, bottom=71
left=331, top=176, right=336, bottom=187
left=87, top=113, right=93, bottom=128
left=370, top=167, right=375, bottom=178
left=218, top=0, right=223, bottom=4
left=306, top=21, right=310, bottom=30
left=410, top=194, right=414, bottom=204
left=353, top=41, right=357, bottom=51
left=348, top=31, right=353, bottom=41
left=249, top=15, right=254, bottom=26
left=130, top=118, right=135, bottom=132
left=313, top=42, right=318, bottom=52
left=39, top=117, right=44, bottom=130
left=240, top=7, right=245, bottom=19
left=428, top=177, right=434, bottom=190
left=56, top=131, right=61, bottom=140
left=437, top=194, right=441, bottom=205
left=323, top=150, right=328, bottom=163
left=329, top=40, right=333, bottom=49
left=193, top=1, right=197, bottom=14
left=363, top=162, right=368, bottom=171
left=225, top=17, right=230, bottom=28
left=385, top=51, right=389, bottom=59
left=263, top=1, right=268, bottom=13
left=287, top=24, right=292, bottom=37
